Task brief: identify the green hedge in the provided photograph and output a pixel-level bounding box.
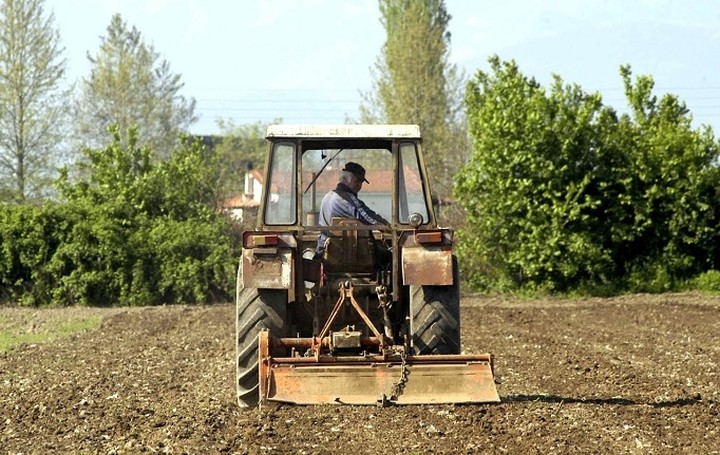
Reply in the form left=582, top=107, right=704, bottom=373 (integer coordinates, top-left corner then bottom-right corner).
left=456, top=57, right=720, bottom=294
left=1, top=129, right=238, bottom=306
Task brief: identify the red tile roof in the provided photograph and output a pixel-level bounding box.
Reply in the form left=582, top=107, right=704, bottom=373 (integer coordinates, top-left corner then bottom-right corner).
left=222, top=193, right=259, bottom=208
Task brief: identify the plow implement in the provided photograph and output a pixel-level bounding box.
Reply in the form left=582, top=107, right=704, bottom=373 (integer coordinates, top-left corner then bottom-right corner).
left=256, top=281, right=500, bottom=406
left=259, top=331, right=499, bottom=405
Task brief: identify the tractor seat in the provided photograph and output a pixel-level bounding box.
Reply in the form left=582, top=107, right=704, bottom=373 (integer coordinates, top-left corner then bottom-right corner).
left=322, top=218, right=376, bottom=274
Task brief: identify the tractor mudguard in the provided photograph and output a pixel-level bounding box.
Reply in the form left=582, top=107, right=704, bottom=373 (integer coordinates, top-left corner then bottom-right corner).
left=241, top=248, right=293, bottom=289
left=401, top=245, right=453, bottom=286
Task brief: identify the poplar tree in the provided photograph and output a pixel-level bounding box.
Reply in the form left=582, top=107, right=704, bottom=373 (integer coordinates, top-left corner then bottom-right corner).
left=360, top=0, right=467, bottom=200
left=0, top=0, right=69, bottom=203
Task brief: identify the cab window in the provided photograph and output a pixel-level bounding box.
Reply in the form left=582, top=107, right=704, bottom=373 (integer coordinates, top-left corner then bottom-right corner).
left=264, top=142, right=296, bottom=225
left=398, top=142, right=430, bottom=224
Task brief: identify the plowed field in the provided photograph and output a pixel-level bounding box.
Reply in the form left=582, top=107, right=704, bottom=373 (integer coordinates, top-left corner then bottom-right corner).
left=1, top=293, right=719, bottom=454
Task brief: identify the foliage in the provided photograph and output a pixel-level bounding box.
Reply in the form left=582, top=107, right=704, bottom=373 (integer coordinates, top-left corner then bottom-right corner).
left=214, top=119, right=276, bottom=200
left=0, top=203, right=67, bottom=305
left=0, top=0, right=69, bottom=203
left=73, top=13, right=196, bottom=159
left=692, top=270, right=720, bottom=293
left=456, top=56, right=720, bottom=294
left=1, top=128, right=237, bottom=306
left=360, top=0, right=468, bottom=202
left=617, top=66, right=720, bottom=290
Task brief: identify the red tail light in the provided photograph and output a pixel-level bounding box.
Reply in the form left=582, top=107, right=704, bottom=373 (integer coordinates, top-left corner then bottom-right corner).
left=245, top=234, right=279, bottom=248
left=415, top=231, right=443, bottom=244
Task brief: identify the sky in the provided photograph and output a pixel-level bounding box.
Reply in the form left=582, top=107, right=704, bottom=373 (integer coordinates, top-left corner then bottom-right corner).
left=44, top=0, right=720, bottom=136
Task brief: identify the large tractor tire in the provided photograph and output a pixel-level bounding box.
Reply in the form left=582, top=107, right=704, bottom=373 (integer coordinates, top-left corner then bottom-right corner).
left=235, top=266, right=286, bottom=407
left=409, top=256, right=461, bottom=355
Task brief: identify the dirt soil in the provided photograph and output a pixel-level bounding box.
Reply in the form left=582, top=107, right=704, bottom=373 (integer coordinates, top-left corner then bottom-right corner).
left=1, top=293, right=719, bottom=454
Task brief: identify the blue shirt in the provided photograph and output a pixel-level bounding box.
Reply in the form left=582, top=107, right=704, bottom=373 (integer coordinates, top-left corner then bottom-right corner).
left=316, top=182, right=389, bottom=253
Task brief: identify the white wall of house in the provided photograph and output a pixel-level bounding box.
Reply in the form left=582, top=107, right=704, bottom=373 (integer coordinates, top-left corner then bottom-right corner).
left=245, top=171, right=263, bottom=201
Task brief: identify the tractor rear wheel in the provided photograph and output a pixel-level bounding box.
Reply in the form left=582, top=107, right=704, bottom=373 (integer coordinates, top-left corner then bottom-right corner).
left=236, top=267, right=286, bottom=407
left=409, top=256, right=461, bottom=355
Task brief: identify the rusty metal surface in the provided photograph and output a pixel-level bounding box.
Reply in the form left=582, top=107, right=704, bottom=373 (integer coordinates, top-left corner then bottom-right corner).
left=317, top=283, right=385, bottom=344
left=323, top=219, right=376, bottom=274
left=270, top=336, right=382, bottom=350
left=262, top=358, right=499, bottom=405
left=241, top=248, right=293, bottom=289
left=258, top=331, right=499, bottom=405
left=332, top=331, right=362, bottom=349
left=401, top=246, right=453, bottom=286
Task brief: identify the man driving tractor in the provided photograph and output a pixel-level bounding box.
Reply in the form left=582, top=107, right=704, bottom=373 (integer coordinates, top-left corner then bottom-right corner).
left=315, top=162, right=389, bottom=257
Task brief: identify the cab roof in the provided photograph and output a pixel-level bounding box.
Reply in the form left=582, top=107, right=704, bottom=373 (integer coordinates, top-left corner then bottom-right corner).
left=265, top=124, right=421, bottom=139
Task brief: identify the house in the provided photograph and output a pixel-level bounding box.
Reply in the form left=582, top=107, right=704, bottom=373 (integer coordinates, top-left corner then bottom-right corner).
left=221, top=169, right=263, bottom=222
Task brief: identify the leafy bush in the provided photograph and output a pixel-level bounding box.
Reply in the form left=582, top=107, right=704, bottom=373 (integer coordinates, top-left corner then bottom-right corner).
left=0, top=204, right=68, bottom=305
left=456, top=57, right=720, bottom=294
left=1, top=128, right=238, bottom=306
left=693, top=270, right=720, bottom=293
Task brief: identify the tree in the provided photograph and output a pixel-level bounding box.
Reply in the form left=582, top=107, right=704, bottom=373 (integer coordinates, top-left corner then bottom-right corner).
left=360, top=0, right=467, bottom=202
left=0, top=0, right=69, bottom=203
left=74, top=13, right=196, bottom=158
left=456, top=56, right=720, bottom=294
left=46, top=128, right=234, bottom=306
left=456, top=57, right=619, bottom=292
left=616, top=65, right=720, bottom=289
left=213, top=119, right=276, bottom=201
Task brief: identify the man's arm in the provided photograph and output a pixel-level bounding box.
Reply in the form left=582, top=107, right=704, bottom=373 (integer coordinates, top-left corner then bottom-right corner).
left=326, top=188, right=389, bottom=225
left=348, top=193, right=388, bottom=225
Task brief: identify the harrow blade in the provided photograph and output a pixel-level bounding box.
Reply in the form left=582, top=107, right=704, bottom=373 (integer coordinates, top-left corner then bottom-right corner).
left=258, top=331, right=500, bottom=405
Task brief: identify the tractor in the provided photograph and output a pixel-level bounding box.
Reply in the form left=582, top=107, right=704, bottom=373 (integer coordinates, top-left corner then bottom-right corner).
left=236, top=124, right=499, bottom=406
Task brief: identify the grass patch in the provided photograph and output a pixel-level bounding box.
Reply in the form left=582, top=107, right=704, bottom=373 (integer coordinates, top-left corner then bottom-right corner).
left=0, top=331, right=51, bottom=352
left=0, top=309, right=102, bottom=353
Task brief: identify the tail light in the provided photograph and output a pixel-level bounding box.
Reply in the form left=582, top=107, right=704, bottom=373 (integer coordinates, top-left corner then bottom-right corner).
left=415, top=231, right=443, bottom=244
left=244, top=234, right=279, bottom=248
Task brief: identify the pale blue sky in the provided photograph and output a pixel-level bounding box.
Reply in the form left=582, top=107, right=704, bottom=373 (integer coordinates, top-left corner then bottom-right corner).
left=45, top=0, right=720, bottom=135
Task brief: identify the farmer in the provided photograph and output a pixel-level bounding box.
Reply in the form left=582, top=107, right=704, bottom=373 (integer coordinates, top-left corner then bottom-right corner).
left=315, top=162, right=390, bottom=262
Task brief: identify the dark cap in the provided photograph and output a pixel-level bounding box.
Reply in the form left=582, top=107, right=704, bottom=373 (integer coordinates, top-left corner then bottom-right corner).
left=343, top=162, right=369, bottom=183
